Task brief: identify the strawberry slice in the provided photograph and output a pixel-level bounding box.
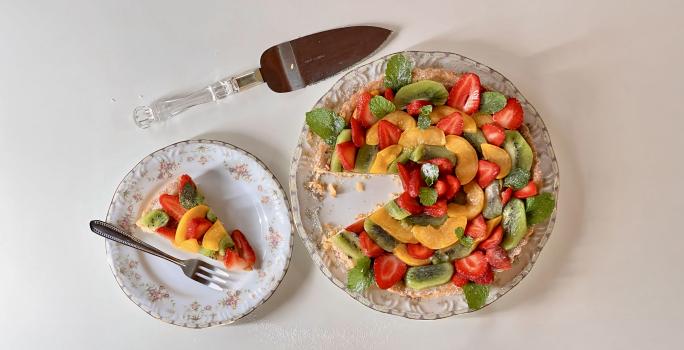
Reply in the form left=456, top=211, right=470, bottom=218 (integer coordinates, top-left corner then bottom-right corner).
left=477, top=160, right=499, bottom=188
left=426, top=157, right=454, bottom=174
left=356, top=92, right=378, bottom=127
left=443, top=174, right=461, bottom=200
left=359, top=231, right=384, bottom=258
left=396, top=192, right=423, bottom=215
left=350, top=117, right=365, bottom=147
left=481, top=123, right=506, bottom=146
left=407, top=168, right=422, bottom=198
left=514, top=181, right=538, bottom=198
left=384, top=88, right=395, bottom=102
left=465, top=214, right=487, bottom=239
left=224, top=249, right=251, bottom=270
left=435, top=112, right=464, bottom=136
left=345, top=219, right=365, bottom=234
left=447, top=73, right=481, bottom=114
left=472, top=268, right=494, bottom=285
left=451, top=272, right=469, bottom=287
left=406, top=100, right=431, bottom=116
left=434, top=179, right=448, bottom=198
left=377, top=120, right=402, bottom=150
left=185, top=217, right=213, bottom=240
left=159, top=194, right=186, bottom=221
left=424, top=199, right=447, bottom=217
left=155, top=225, right=176, bottom=240
left=397, top=163, right=411, bottom=193
left=231, top=229, right=256, bottom=270
left=373, top=254, right=408, bottom=289
left=178, top=174, right=196, bottom=194
left=455, top=251, right=489, bottom=280
left=501, top=188, right=513, bottom=206
left=486, top=245, right=512, bottom=270
left=335, top=141, right=357, bottom=171
left=492, top=98, right=524, bottom=130
left=407, top=243, right=434, bottom=259
left=479, top=225, right=503, bottom=250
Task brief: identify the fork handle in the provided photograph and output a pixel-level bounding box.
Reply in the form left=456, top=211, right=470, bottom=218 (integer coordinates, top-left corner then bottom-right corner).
left=90, top=220, right=184, bottom=266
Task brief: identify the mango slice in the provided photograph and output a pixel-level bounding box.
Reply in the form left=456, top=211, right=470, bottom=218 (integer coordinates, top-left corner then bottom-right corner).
left=447, top=182, right=484, bottom=220
left=366, top=111, right=416, bottom=145
left=445, top=135, right=478, bottom=184
left=369, top=145, right=403, bottom=174
left=369, top=207, right=418, bottom=243
left=481, top=143, right=512, bottom=179
left=202, top=220, right=228, bottom=251
left=176, top=204, right=209, bottom=243
left=412, top=216, right=467, bottom=249
left=473, top=113, right=494, bottom=127
left=462, top=113, right=477, bottom=133
left=176, top=239, right=201, bottom=253
left=428, top=105, right=458, bottom=124
left=398, top=127, right=446, bottom=148
left=394, top=244, right=431, bottom=266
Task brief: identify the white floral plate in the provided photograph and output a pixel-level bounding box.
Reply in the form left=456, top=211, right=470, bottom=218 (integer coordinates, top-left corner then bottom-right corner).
left=290, top=51, right=559, bottom=319
left=106, top=139, right=293, bottom=327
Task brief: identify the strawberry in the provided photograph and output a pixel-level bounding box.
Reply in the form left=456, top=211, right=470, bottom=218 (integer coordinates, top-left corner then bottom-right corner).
left=377, top=120, right=402, bottom=150
left=424, top=199, right=447, bottom=217
left=443, top=175, right=461, bottom=200
left=384, top=88, right=395, bottom=102
left=486, top=245, right=512, bottom=270
left=477, top=160, right=499, bottom=188
left=373, top=254, right=408, bottom=289
left=397, top=163, right=411, bottom=193
left=434, top=180, right=448, bottom=198
left=435, top=112, right=464, bottom=136
left=481, top=123, right=506, bottom=146
left=514, top=181, right=538, bottom=198
left=501, top=188, right=513, bottom=206
left=185, top=217, right=213, bottom=240
left=426, top=157, right=454, bottom=174
left=465, top=214, right=487, bottom=239
left=455, top=251, right=489, bottom=280
left=155, top=225, right=176, bottom=240
left=345, top=219, right=365, bottom=234
left=406, top=100, right=431, bottom=116
left=350, top=117, right=365, bottom=147
left=492, top=98, right=524, bottom=130
left=231, top=229, right=256, bottom=270
left=335, top=141, right=357, bottom=171
left=447, top=73, right=481, bottom=114
left=178, top=174, right=196, bottom=194
left=479, top=225, right=503, bottom=250
left=356, top=92, right=377, bottom=127
left=406, top=243, right=434, bottom=259
left=451, top=272, right=469, bottom=287
left=407, top=168, right=422, bottom=198
left=472, top=268, right=494, bottom=285
left=359, top=231, right=384, bottom=258
left=159, top=194, right=186, bottom=221
left=224, top=249, right=251, bottom=271
left=396, top=192, right=423, bottom=215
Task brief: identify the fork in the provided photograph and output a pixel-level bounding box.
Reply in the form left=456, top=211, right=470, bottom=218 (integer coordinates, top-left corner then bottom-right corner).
left=89, top=220, right=234, bottom=292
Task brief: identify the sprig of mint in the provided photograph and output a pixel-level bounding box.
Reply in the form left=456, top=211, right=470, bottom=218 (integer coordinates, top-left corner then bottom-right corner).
left=305, top=108, right=346, bottom=146
left=347, top=256, right=373, bottom=293
left=479, top=91, right=507, bottom=114
left=417, top=105, right=433, bottom=129
left=454, top=227, right=474, bottom=247
left=421, top=162, right=439, bottom=186
left=462, top=283, right=489, bottom=310
left=370, top=95, right=395, bottom=118
left=526, top=192, right=556, bottom=225
left=384, top=54, right=413, bottom=91
left=419, top=187, right=437, bottom=206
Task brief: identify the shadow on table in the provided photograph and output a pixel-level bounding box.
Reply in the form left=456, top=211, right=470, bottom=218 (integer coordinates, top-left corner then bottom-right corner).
left=194, top=130, right=315, bottom=323
left=407, top=34, right=592, bottom=315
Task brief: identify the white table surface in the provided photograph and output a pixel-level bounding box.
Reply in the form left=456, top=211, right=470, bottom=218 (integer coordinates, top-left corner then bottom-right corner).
left=1, top=0, right=682, bottom=348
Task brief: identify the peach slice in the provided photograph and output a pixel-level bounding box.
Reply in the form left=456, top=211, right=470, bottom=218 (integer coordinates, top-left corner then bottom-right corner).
left=175, top=204, right=209, bottom=243
left=175, top=239, right=201, bottom=253
left=202, top=220, right=228, bottom=251
left=398, top=127, right=446, bottom=148
left=412, top=216, right=467, bottom=249
left=394, top=244, right=431, bottom=266
left=428, top=105, right=458, bottom=124
left=366, top=111, right=416, bottom=145
left=445, top=135, right=478, bottom=184
left=473, top=113, right=494, bottom=127
left=462, top=113, right=477, bottom=133
left=369, top=145, right=403, bottom=174
left=447, top=182, right=484, bottom=220
left=369, top=207, right=418, bottom=243
left=481, top=143, right=512, bottom=179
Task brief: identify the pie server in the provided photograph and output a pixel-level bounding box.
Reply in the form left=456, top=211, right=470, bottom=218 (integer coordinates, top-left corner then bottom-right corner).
left=133, top=26, right=392, bottom=128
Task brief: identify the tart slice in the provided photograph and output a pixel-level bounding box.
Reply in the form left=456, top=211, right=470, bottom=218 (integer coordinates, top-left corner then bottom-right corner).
left=136, top=174, right=256, bottom=271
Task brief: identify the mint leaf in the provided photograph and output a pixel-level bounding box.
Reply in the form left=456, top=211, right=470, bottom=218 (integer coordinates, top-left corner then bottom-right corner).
left=347, top=256, right=373, bottom=293
left=526, top=192, right=556, bottom=225
left=370, top=96, right=395, bottom=118
left=305, top=108, right=346, bottom=146
left=503, top=168, right=530, bottom=190
left=462, top=283, right=489, bottom=310
left=420, top=163, right=439, bottom=186
left=454, top=227, right=474, bottom=247
left=384, top=54, right=413, bottom=91
left=417, top=105, right=433, bottom=129
left=419, top=187, right=437, bottom=206
left=479, top=91, right=507, bottom=114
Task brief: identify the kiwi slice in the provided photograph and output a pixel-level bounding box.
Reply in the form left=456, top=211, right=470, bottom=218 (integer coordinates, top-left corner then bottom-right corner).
left=405, top=263, right=454, bottom=290
left=387, top=147, right=413, bottom=174
left=330, top=231, right=365, bottom=262
left=409, top=145, right=457, bottom=164
left=503, top=130, right=533, bottom=171
left=501, top=198, right=527, bottom=251
left=402, top=214, right=447, bottom=227
left=354, top=145, right=379, bottom=173
left=140, top=209, right=169, bottom=230
left=393, top=80, right=449, bottom=109
left=483, top=180, right=503, bottom=219
left=363, top=219, right=398, bottom=252
left=463, top=130, right=487, bottom=157
left=385, top=200, right=410, bottom=220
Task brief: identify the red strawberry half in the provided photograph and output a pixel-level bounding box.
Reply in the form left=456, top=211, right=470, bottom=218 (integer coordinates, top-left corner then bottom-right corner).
left=335, top=141, right=357, bottom=171
left=501, top=188, right=513, bottom=206
left=514, top=181, right=538, bottom=198
left=486, top=245, right=512, bottom=271
left=356, top=92, right=378, bottom=127
left=455, top=251, right=489, bottom=280
left=424, top=199, right=447, bottom=217
left=436, top=112, right=464, bottom=136
left=350, top=117, right=365, bottom=147
left=406, top=100, right=431, bottom=116
left=451, top=272, right=469, bottom=287
left=465, top=214, right=487, bottom=239
left=447, top=73, right=481, bottom=114
left=406, top=243, right=434, bottom=259
left=481, top=123, right=505, bottom=146
left=396, top=192, right=423, bottom=215
left=443, top=174, right=461, bottom=200
left=359, top=231, right=384, bottom=258
left=492, top=98, right=524, bottom=130
left=477, top=160, right=499, bottom=188
left=383, top=88, right=394, bottom=102
left=426, top=157, right=454, bottom=174
left=479, top=225, right=503, bottom=250
left=377, top=120, right=402, bottom=150
left=374, top=254, right=408, bottom=289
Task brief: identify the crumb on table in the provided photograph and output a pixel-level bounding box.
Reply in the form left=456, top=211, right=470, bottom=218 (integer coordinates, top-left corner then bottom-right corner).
left=327, top=183, right=337, bottom=198
left=355, top=181, right=365, bottom=192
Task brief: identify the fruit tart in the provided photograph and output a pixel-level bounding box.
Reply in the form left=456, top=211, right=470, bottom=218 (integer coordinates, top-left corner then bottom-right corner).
left=304, top=53, right=556, bottom=309
left=136, top=174, right=256, bottom=271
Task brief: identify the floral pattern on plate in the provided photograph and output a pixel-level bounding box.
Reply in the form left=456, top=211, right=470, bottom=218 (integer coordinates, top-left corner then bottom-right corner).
left=106, top=139, right=293, bottom=327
